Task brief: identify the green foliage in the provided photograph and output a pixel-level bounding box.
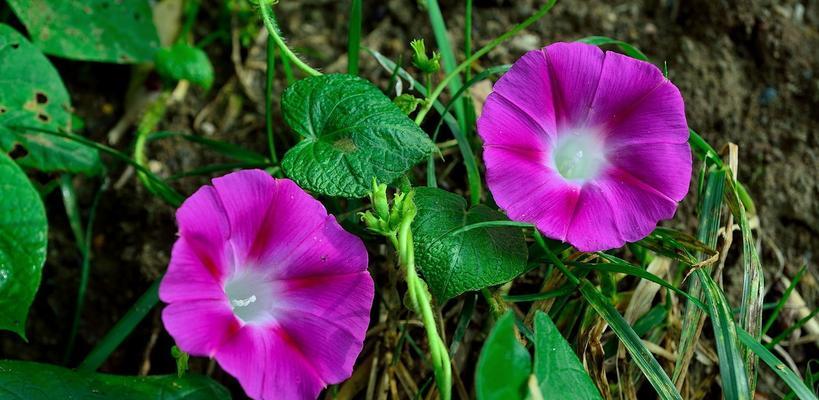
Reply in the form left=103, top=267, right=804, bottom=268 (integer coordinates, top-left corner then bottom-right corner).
left=393, top=94, right=423, bottom=115
left=155, top=44, right=215, bottom=90
left=475, top=312, right=531, bottom=400
left=0, top=360, right=230, bottom=399
left=533, top=312, right=602, bottom=399
left=476, top=312, right=601, bottom=400
left=0, top=25, right=101, bottom=174
left=410, top=39, right=441, bottom=74
left=411, top=187, right=528, bottom=302
left=0, top=152, right=47, bottom=339
left=281, top=74, right=434, bottom=198
left=6, top=0, right=160, bottom=63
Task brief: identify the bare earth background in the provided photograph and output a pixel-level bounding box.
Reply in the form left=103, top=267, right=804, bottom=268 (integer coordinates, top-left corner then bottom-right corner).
left=1, top=0, right=817, bottom=398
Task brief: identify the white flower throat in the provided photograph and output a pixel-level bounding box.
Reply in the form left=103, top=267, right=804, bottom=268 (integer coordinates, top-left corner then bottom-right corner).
left=223, top=269, right=276, bottom=325
left=551, top=128, right=608, bottom=182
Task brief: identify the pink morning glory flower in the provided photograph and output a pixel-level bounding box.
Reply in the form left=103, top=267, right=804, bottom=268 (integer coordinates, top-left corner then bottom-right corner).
left=477, top=42, right=692, bottom=251
left=159, top=170, right=374, bottom=400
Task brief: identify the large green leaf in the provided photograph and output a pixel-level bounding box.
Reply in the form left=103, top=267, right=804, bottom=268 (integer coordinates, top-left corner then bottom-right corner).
left=0, top=24, right=101, bottom=174
left=0, top=360, right=230, bottom=399
left=411, top=187, right=528, bottom=302
left=6, top=0, right=160, bottom=63
left=533, top=311, right=602, bottom=399
left=281, top=74, right=434, bottom=198
left=0, top=152, right=47, bottom=338
left=476, top=312, right=531, bottom=400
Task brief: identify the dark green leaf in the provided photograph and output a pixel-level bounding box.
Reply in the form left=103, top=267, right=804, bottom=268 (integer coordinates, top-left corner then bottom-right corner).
left=6, top=0, right=160, bottom=63
left=476, top=312, right=531, bottom=400
left=0, top=360, right=230, bottom=399
left=534, top=311, right=602, bottom=399
left=155, top=44, right=215, bottom=90
left=281, top=74, right=434, bottom=198
left=0, top=152, right=47, bottom=338
left=412, top=187, right=528, bottom=302
left=0, top=24, right=101, bottom=175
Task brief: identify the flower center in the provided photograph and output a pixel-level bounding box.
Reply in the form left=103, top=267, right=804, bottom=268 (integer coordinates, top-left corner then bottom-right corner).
left=551, top=128, right=607, bottom=182
left=223, top=269, right=276, bottom=325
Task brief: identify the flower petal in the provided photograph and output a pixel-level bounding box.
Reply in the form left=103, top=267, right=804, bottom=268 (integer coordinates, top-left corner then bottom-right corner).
left=175, top=185, right=230, bottom=280
left=485, top=49, right=557, bottom=139
left=159, top=238, right=228, bottom=303
left=484, top=146, right=580, bottom=241
left=215, top=326, right=326, bottom=400
left=210, top=169, right=280, bottom=265
left=565, top=183, right=624, bottom=251
left=274, top=272, right=374, bottom=383
left=161, top=299, right=238, bottom=357
left=478, top=91, right=552, bottom=152
left=598, top=168, right=679, bottom=242
left=543, top=42, right=606, bottom=129
left=607, top=142, right=692, bottom=201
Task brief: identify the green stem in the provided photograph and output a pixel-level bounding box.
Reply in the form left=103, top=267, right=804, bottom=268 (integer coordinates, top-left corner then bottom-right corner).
left=78, top=278, right=161, bottom=371
left=134, top=92, right=172, bottom=198
left=386, top=202, right=452, bottom=399
left=258, top=1, right=321, bottom=77
left=265, top=35, right=279, bottom=165
left=414, top=0, right=557, bottom=125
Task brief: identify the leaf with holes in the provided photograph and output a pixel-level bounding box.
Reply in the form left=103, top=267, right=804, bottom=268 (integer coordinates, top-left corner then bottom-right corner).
left=476, top=312, right=531, bottom=400
left=0, top=360, right=231, bottom=399
left=0, top=24, right=101, bottom=175
left=6, top=0, right=160, bottom=63
left=534, top=311, right=603, bottom=399
left=281, top=74, right=434, bottom=198
left=411, top=187, right=528, bottom=302
left=0, top=152, right=47, bottom=339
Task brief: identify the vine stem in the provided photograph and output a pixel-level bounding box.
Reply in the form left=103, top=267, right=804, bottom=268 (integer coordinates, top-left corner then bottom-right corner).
left=414, top=0, right=557, bottom=125
left=258, top=1, right=321, bottom=78
left=396, top=210, right=452, bottom=400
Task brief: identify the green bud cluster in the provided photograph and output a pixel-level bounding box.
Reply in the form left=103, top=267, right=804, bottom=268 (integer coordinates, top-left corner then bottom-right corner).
left=410, top=39, right=441, bottom=74
left=360, top=179, right=417, bottom=237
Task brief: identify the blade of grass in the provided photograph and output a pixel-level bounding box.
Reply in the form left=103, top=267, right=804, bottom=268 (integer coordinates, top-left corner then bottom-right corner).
left=414, top=0, right=558, bottom=125
left=426, top=0, right=467, bottom=134
left=739, top=329, right=818, bottom=400
left=78, top=278, right=160, bottom=371
left=725, top=170, right=764, bottom=391
left=167, top=162, right=276, bottom=181
left=673, top=167, right=726, bottom=388
left=767, top=308, right=819, bottom=349
left=463, top=0, right=476, bottom=138
left=64, top=178, right=107, bottom=364
left=147, top=131, right=267, bottom=163
left=699, top=269, right=751, bottom=399
left=577, top=36, right=649, bottom=61
left=265, top=35, right=279, bottom=164
left=13, top=125, right=183, bottom=207
left=762, top=265, right=807, bottom=336
left=428, top=64, right=510, bottom=203
left=347, top=0, right=362, bottom=75
left=534, top=231, right=682, bottom=400
left=59, top=175, right=86, bottom=252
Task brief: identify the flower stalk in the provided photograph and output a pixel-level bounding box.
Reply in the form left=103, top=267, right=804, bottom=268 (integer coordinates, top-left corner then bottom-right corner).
left=258, top=0, right=321, bottom=78
left=361, top=182, right=452, bottom=400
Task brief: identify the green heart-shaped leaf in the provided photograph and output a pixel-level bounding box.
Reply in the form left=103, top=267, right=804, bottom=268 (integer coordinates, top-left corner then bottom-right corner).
left=411, top=187, right=528, bottom=302
left=155, top=43, right=215, bottom=90
left=6, top=0, right=160, bottom=63
left=281, top=74, right=434, bottom=198
left=534, top=311, right=602, bottom=399
left=0, top=152, right=47, bottom=339
left=0, top=360, right=231, bottom=399
left=0, top=24, right=101, bottom=175
left=476, top=312, right=531, bottom=400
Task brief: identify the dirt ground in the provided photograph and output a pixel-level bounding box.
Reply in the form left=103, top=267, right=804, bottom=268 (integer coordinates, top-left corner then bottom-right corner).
left=1, top=0, right=818, bottom=398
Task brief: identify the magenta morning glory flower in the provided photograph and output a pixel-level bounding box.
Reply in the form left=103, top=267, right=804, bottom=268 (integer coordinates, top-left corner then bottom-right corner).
left=159, top=170, right=374, bottom=400
left=477, top=42, right=692, bottom=252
